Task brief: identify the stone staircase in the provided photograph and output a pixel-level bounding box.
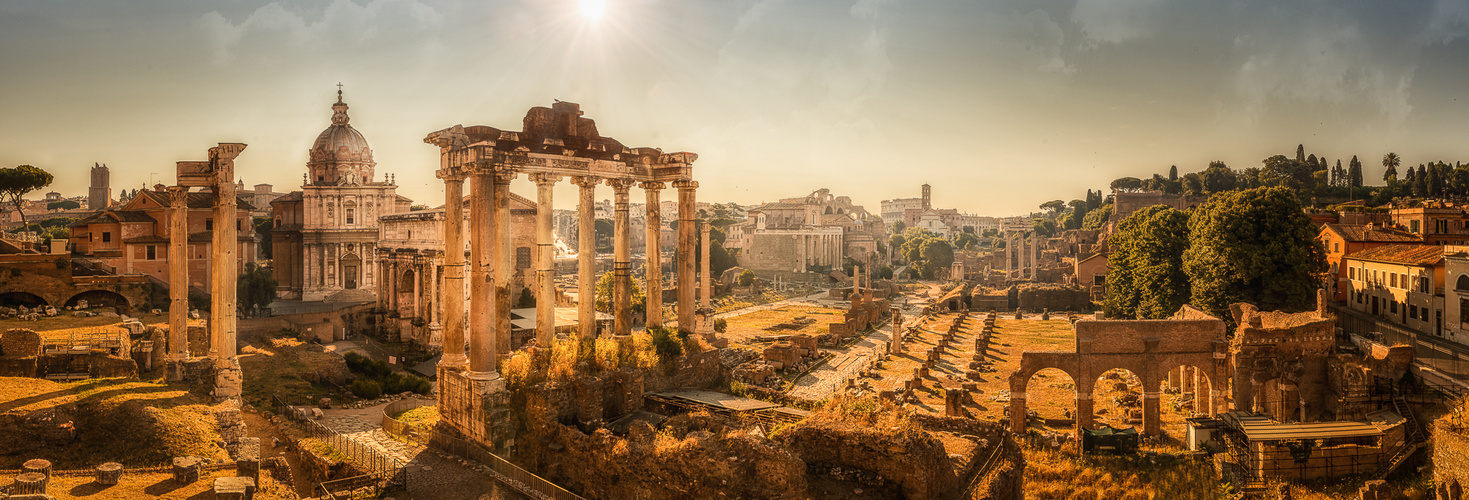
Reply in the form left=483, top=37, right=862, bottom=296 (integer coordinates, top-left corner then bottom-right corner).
left=325, top=288, right=377, bottom=303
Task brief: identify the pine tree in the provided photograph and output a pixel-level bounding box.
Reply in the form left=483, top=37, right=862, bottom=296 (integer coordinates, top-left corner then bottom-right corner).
left=1168, top=165, right=1179, bottom=182
left=1296, top=144, right=1306, bottom=163
left=1349, top=156, right=1363, bottom=188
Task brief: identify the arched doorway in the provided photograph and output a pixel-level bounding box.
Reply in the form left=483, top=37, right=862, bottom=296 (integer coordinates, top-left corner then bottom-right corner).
left=397, top=269, right=416, bottom=317
left=0, top=292, right=48, bottom=308
left=340, top=253, right=362, bottom=289
left=1010, top=367, right=1078, bottom=435
left=1091, top=368, right=1144, bottom=431
left=1163, top=365, right=1215, bottom=437
left=1257, top=377, right=1303, bottom=423
left=66, top=290, right=131, bottom=313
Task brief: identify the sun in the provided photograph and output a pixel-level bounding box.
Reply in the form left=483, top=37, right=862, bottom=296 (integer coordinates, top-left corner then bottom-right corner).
left=579, top=0, right=607, bottom=20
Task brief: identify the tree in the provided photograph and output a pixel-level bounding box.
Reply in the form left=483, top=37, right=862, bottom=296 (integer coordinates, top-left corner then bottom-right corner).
left=0, top=165, right=54, bottom=230
left=1040, top=199, right=1066, bottom=215
left=1295, top=144, right=1305, bottom=163
left=1382, top=152, right=1400, bottom=183
left=1110, top=177, right=1144, bottom=193
left=951, top=231, right=979, bottom=250
left=892, top=220, right=906, bottom=234
left=1181, top=172, right=1204, bottom=196
left=254, top=216, right=273, bottom=259
left=738, top=270, right=755, bottom=286
left=1031, top=218, right=1057, bottom=237
left=1413, top=165, right=1428, bottom=197
left=1260, top=155, right=1313, bottom=192
left=594, top=271, right=646, bottom=320
left=1168, top=165, right=1179, bottom=182
left=1081, top=203, right=1112, bottom=230
left=1066, top=199, right=1090, bottom=230
left=1105, top=205, right=1191, bottom=319
left=1182, top=187, right=1327, bottom=323
left=1200, top=162, right=1237, bottom=194
left=1348, top=156, right=1363, bottom=188
left=237, top=262, right=278, bottom=315
left=47, top=200, right=79, bottom=211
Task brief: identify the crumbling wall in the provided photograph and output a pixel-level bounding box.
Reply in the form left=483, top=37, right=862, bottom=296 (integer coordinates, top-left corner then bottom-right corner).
left=1014, top=284, right=1091, bottom=312
left=87, top=353, right=137, bottom=378
left=778, top=421, right=960, bottom=500
left=642, top=348, right=726, bottom=393
left=1435, top=418, right=1469, bottom=497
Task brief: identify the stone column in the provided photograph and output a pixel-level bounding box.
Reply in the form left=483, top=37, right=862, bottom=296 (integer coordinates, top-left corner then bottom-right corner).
left=641, top=182, right=665, bottom=328
left=889, top=307, right=903, bottom=354
left=1031, top=231, right=1040, bottom=279
left=700, top=221, right=712, bottom=309
left=167, top=186, right=189, bottom=366
left=573, top=176, right=600, bottom=339
left=1009, top=392, right=1026, bottom=433
left=466, top=169, right=496, bottom=377
left=1003, top=230, right=1011, bottom=277
left=209, top=143, right=245, bottom=400
left=533, top=173, right=560, bottom=347
left=1142, top=391, right=1160, bottom=436
left=1075, top=392, right=1094, bottom=440
left=608, top=179, right=634, bottom=336
left=494, top=171, right=515, bottom=356
left=675, top=180, right=698, bottom=334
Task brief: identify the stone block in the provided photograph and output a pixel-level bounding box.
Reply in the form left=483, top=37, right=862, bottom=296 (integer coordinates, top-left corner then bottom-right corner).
left=2, top=329, right=43, bottom=357
left=172, top=456, right=200, bottom=484
left=94, top=462, right=123, bottom=485
left=213, top=476, right=256, bottom=500
left=13, top=472, right=48, bottom=494
left=966, top=370, right=983, bottom=380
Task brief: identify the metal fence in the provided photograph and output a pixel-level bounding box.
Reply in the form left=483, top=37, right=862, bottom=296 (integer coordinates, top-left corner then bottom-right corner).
left=380, top=398, right=433, bottom=447
left=428, top=432, right=587, bottom=500
left=271, top=394, right=408, bottom=497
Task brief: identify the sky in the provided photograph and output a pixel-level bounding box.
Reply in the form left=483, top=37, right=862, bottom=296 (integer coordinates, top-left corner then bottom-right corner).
left=2, top=0, right=1469, bottom=216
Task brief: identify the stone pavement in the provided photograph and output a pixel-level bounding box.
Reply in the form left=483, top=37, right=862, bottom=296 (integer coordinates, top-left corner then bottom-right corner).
left=787, top=323, right=893, bottom=401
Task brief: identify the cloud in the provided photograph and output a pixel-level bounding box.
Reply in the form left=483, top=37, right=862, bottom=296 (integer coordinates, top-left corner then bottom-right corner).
left=196, top=0, right=445, bottom=67
left=1071, top=0, right=1166, bottom=46
left=1024, top=9, right=1073, bottom=74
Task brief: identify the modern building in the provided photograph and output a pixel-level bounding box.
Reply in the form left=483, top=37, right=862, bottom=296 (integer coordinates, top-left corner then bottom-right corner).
left=68, top=187, right=257, bottom=288
left=271, top=90, right=412, bottom=302
left=1343, top=244, right=1445, bottom=336
left=1318, top=223, right=1421, bottom=302
left=1389, top=203, right=1469, bottom=245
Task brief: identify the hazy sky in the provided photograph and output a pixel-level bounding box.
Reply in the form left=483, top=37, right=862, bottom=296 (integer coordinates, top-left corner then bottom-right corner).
left=3, top=0, right=1469, bottom=216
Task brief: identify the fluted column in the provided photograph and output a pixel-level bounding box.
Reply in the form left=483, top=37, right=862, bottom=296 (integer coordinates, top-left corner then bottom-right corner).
left=211, top=170, right=238, bottom=363
left=608, top=178, right=634, bottom=336
left=700, top=221, right=711, bottom=308
left=494, top=171, right=516, bottom=355
left=467, top=169, right=496, bottom=377
left=167, top=186, right=189, bottom=363
left=573, top=176, right=600, bottom=339
left=675, top=180, right=698, bottom=334
left=641, top=182, right=665, bottom=328
left=533, top=173, right=560, bottom=347
left=1003, top=230, right=1011, bottom=277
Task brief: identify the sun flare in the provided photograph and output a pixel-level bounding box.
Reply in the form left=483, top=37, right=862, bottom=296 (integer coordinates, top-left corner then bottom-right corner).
left=579, top=0, right=607, bottom=20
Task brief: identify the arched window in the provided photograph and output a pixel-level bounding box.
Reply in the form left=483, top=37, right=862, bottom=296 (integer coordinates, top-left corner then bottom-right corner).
left=1458, top=274, right=1469, bottom=292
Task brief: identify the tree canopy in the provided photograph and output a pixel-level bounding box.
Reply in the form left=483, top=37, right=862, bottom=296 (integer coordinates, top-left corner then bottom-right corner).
left=1182, top=186, right=1327, bottom=322
left=0, top=165, right=54, bottom=229
left=1104, top=205, right=1191, bottom=319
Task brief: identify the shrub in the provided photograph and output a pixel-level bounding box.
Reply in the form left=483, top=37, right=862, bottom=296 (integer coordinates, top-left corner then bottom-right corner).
left=648, top=326, right=683, bottom=360
left=738, top=270, right=755, bottom=286
left=548, top=337, right=580, bottom=383
left=594, top=337, right=621, bottom=372
left=350, top=379, right=382, bottom=399
left=501, top=351, right=539, bottom=391
left=713, top=318, right=728, bottom=333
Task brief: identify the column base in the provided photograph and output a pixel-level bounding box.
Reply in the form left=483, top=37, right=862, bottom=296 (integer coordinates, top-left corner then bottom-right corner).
left=439, top=354, right=469, bottom=371
left=465, top=370, right=502, bottom=382
left=213, top=361, right=243, bottom=402
left=166, top=357, right=213, bottom=384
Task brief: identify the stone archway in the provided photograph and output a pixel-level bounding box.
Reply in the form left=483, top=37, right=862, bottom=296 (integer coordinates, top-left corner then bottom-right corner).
left=65, top=290, right=131, bottom=313
left=397, top=268, right=417, bottom=317
left=0, top=292, right=48, bottom=308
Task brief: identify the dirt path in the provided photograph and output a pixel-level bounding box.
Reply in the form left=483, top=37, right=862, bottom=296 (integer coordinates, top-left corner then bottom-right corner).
left=243, top=409, right=316, bottom=497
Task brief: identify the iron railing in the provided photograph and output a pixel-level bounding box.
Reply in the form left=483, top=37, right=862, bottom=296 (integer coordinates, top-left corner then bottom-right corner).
left=428, top=432, right=586, bottom=500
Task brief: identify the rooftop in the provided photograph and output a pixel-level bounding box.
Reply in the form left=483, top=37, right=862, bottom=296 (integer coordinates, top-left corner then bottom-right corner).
left=1343, top=243, right=1443, bottom=266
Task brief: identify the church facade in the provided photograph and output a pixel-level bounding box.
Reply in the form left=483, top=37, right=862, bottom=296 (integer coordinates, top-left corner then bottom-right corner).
left=272, top=90, right=411, bottom=302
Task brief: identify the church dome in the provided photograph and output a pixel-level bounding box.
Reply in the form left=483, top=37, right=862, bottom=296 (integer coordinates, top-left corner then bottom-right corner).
left=307, top=89, right=375, bottom=185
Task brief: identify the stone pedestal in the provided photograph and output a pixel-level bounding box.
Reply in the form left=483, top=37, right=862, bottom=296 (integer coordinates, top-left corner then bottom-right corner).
left=213, top=476, right=256, bottom=500
left=213, top=361, right=243, bottom=401
left=13, top=472, right=47, bottom=494
left=94, top=462, right=123, bottom=485
left=943, top=387, right=963, bottom=417
left=1009, top=395, right=1027, bottom=433
left=22, top=459, right=52, bottom=478
left=172, top=456, right=200, bottom=484
left=1142, top=392, right=1160, bottom=436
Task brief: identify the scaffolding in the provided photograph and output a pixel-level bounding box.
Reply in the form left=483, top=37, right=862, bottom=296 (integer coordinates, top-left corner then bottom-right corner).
left=1220, top=410, right=1405, bottom=485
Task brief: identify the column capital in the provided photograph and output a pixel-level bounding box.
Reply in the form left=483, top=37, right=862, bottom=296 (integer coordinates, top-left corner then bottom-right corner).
left=436, top=167, right=468, bottom=182
left=571, top=175, right=602, bottom=188
left=166, top=186, right=189, bottom=205
left=530, top=172, right=562, bottom=185
left=673, top=180, right=699, bottom=190
left=492, top=169, right=518, bottom=183
left=639, top=181, right=666, bottom=191
left=606, top=178, right=636, bottom=191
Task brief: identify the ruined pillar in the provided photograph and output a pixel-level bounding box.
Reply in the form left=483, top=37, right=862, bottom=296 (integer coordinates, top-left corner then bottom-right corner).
left=494, top=171, right=515, bottom=355
left=641, top=182, right=665, bottom=328
left=675, top=180, right=698, bottom=334
left=1142, top=391, right=1160, bottom=436
left=1031, top=231, right=1039, bottom=279
left=209, top=143, right=245, bottom=400
left=700, top=221, right=712, bottom=308
left=533, top=173, right=560, bottom=347
left=609, top=179, right=634, bottom=336
left=889, top=307, right=903, bottom=355
left=166, top=186, right=189, bottom=369
left=1009, top=392, right=1026, bottom=433
left=1003, top=230, right=1011, bottom=278
left=573, top=176, right=600, bottom=339
left=1075, top=392, right=1094, bottom=440
left=438, top=169, right=467, bottom=370
left=1182, top=366, right=1195, bottom=395
left=467, top=169, right=497, bottom=377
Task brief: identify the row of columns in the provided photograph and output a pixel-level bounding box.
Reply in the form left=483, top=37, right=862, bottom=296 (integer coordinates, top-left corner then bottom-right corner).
left=437, top=167, right=699, bottom=379
left=1002, top=231, right=1039, bottom=279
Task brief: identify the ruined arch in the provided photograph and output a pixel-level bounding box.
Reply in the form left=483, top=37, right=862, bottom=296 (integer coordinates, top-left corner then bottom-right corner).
left=397, top=268, right=416, bottom=316
left=66, top=290, right=130, bottom=313
left=0, top=292, right=48, bottom=308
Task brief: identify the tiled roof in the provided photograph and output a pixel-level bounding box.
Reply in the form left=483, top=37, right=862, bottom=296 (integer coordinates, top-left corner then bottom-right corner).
left=1321, top=223, right=1420, bottom=243
left=123, top=235, right=169, bottom=244
left=1343, top=243, right=1442, bottom=266
left=271, top=191, right=304, bottom=203
left=134, top=190, right=257, bottom=210
left=70, top=210, right=157, bottom=226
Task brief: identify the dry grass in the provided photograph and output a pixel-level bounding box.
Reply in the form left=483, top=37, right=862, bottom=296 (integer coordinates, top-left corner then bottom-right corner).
left=237, top=329, right=344, bottom=408
left=0, top=311, right=168, bottom=333
left=0, top=377, right=228, bottom=469
left=393, top=405, right=440, bottom=428
left=1023, top=444, right=1219, bottom=500
left=501, top=334, right=669, bottom=392
left=17, top=466, right=294, bottom=499
left=721, top=305, right=844, bottom=346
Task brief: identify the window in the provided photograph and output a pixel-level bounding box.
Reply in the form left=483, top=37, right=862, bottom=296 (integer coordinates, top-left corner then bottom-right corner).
left=1438, top=220, right=1450, bottom=234
left=146, top=245, right=156, bottom=260
left=516, top=247, right=532, bottom=269
left=206, top=219, right=213, bottom=231
left=1095, top=275, right=1106, bottom=286
left=1391, top=273, right=1398, bottom=288
left=1457, top=274, right=1469, bottom=291
left=1421, top=277, right=1431, bottom=293
left=275, top=217, right=282, bottom=228
left=102, top=232, right=111, bottom=243
left=1391, top=301, right=1398, bottom=314
left=1334, top=242, right=1340, bottom=253
left=1411, top=304, right=1419, bottom=318
left=346, top=209, right=355, bottom=225
left=236, top=220, right=241, bottom=230
left=1411, top=220, right=1421, bottom=233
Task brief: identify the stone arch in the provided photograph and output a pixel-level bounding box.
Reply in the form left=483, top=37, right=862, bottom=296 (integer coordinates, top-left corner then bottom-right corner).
left=66, top=289, right=130, bottom=313
left=397, top=268, right=416, bottom=316
left=1013, top=367, right=1077, bottom=433
left=1090, top=367, right=1146, bottom=430
left=0, top=292, right=48, bottom=308
left=0, top=273, right=70, bottom=309
left=1451, top=479, right=1463, bottom=500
